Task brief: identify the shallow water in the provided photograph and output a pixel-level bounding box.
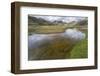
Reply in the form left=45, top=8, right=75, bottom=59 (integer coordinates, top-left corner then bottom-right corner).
left=28, top=29, right=85, bottom=60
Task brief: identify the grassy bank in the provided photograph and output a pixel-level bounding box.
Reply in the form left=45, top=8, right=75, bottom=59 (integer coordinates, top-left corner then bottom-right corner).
left=70, top=38, right=88, bottom=58
left=69, top=31, right=88, bottom=59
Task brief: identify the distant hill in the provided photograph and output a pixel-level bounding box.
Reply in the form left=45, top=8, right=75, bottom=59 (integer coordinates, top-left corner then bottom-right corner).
left=28, top=16, right=50, bottom=25
left=77, top=19, right=88, bottom=26
left=28, top=15, right=88, bottom=26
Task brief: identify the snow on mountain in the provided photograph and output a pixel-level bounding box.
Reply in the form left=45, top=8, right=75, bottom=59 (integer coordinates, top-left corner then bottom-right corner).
left=29, top=15, right=87, bottom=23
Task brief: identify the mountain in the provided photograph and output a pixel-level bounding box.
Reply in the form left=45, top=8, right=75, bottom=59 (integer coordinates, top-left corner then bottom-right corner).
left=28, top=15, right=88, bottom=26
left=28, top=16, right=49, bottom=25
